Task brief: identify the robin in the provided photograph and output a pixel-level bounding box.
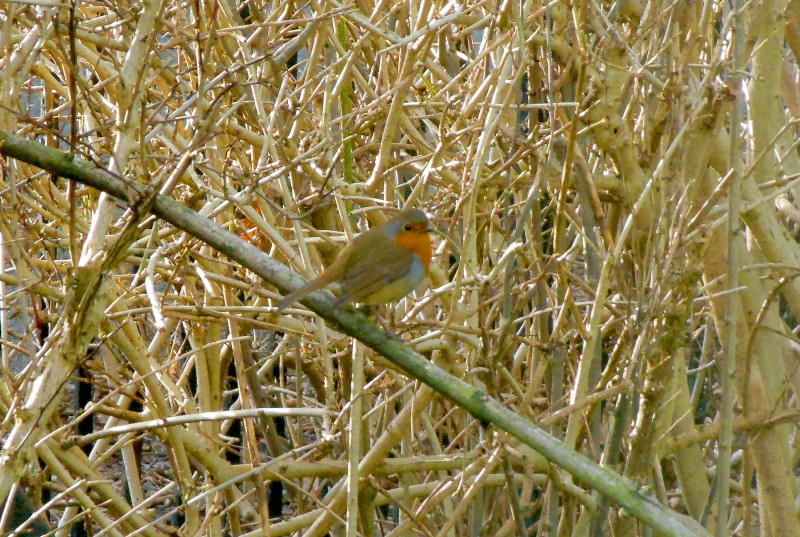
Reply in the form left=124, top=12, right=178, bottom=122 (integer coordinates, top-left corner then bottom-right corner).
left=277, top=207, right=434, bottom=310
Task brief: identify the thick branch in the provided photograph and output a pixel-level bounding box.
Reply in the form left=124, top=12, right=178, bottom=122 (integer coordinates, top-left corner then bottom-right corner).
left=0, top=132, right=708, bottom=537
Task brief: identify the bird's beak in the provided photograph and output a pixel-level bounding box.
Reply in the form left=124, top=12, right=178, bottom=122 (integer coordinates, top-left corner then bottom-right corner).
left=423, top=226, right=434, bottom=233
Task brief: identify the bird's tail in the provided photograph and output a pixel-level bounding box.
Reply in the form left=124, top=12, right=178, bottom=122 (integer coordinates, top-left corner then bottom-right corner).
left=276, top=278, right=329, bottom=311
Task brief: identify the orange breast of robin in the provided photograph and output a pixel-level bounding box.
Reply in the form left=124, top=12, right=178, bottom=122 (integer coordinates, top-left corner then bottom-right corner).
left=394, top=223, right=432, bottom=271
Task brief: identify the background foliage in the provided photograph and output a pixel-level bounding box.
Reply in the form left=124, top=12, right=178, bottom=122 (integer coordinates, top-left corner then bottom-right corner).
left=2, top=0, right=800, bottom=536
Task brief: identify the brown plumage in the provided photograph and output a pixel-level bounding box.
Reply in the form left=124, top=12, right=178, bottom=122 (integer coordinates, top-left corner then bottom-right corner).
left=277, top=208, right=433, bottom=310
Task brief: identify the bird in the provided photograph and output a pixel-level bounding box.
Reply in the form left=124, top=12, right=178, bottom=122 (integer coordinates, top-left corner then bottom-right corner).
left=277, top=207, right=433, bottom=310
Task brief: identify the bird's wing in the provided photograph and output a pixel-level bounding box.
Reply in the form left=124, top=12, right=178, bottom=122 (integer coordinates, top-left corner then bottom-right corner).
left=276, top=228, right=381, bottom=310
left=335, top=253, right=415, bottom=305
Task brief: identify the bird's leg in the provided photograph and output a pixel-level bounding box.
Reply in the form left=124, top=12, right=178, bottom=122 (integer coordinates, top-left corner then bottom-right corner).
left=381, top=307, right=406, bottom=340
left=358, top=305, right=403, bottom=339
left=372, top=305, right=391, bottom=331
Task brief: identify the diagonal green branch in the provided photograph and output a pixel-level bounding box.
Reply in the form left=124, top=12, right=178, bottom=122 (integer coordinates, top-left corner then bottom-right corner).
left=0, top=132, right=709, bottom=537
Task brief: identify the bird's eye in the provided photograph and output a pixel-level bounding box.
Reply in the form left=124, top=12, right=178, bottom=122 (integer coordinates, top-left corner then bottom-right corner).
left=404, top=224, right=413, bottom=231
